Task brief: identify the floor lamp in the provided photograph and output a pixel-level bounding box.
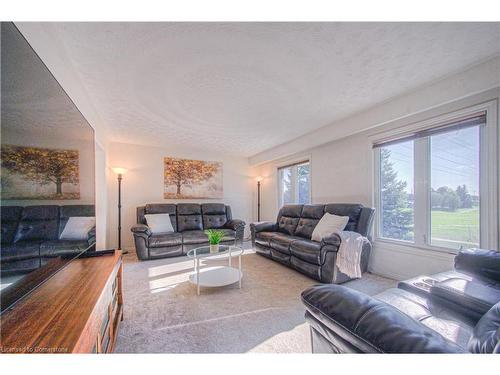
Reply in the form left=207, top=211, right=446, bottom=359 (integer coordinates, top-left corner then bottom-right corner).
left=112, top=167, right=128, bottom=254
left=256, top=176, right=263, bottom=222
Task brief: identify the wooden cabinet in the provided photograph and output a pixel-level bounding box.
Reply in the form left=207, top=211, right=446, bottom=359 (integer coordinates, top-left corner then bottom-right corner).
left=96, top=261, right=123, bottom=353
left=0, top=251, right=123, bottom=354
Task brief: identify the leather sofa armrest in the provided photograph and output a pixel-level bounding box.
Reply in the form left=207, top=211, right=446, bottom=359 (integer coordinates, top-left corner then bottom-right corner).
left=454, top=248, right=500, bottom=282
left=250, top=221, right=277, bottom=246
left=250, top=221, right=277, bottom=234
left=87, top=226, right=96, bottom=247
left=225, top=219, right=245, bottom=246
left=224, top=219, right=246, bottom=231
left=131, top=224, right=152, bottom=237
left=301, top=285, right=465, bottom=353
left=320, top=233, right=341, bottom=248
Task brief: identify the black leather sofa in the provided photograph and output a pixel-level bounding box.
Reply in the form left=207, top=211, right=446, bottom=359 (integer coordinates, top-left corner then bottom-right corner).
left=1, top=205, right=96, bottom=275
left=131, top=203, right=245, bottom=260
left=250, top=204, right=375, bottom=284
left=301, top=248, right=500, bottom=353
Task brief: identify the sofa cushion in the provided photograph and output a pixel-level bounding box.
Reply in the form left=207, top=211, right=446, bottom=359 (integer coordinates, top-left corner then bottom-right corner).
left=1, top=241, right=41, bottom=262
left=59, top=205, right=95, bottom=237
left=145, top=214, right=175, bottom=234
left=149, top=245, right=183, bottom=259
left=270, top=233, right=301, bottom=255
left=278, top=216, right=300, bottom=236
left=14, top=205, right=60, bottom=243
left=60, top=205, right=95, bottom=218
left=255, top=231, right=276, bottom=247
left=324, top=204, right=362, bottom=232
left=277, top=205, right=302, bottom=235
left=177, top=215, right=203, bottom=232
left=201, top=203, right=226, bottom=215
left=294, top=218, right=318, bottom=239
left=177, top=203, right=202, bottom=215
left=1, top=258, right=41, bottom=274
left=60, top=217, right=96, bottom=240
left=177, top=204, right=203, bottom=232
left=291, top=256, right=321, bottom=281
left=20, top=205, right=59, bottom=221
left=15, top=220, right=59, bottom=243
left=294, top=204, right=324, bottom=239
left=1, top=221, right=19, bottom=245
left=468, top=301, right=500, bottom=353
left=270, top=248, right=291, bottom=265
left=203, top=214, right=228, bottom=229
left=143, top=204, right=177, bottom=231
left=182, top=230, right=208, bottom=245
left=1, top=206, right=23, bottom=244
left=40, top=240, right=90, bottom=258
left=455, top=248, right=500, bottom=282
left=148, top=232, right=183, bottom=248
left=375, top=288, right=474, bottom=349
left=430, top=278, right=500, bottom=319
left=290, top=239, right=322, bottom=265
left=201, top=203, right=228, bottom=229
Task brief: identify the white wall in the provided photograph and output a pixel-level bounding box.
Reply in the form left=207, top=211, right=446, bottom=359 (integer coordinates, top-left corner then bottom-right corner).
left=106, top=142, right=253, bottom=251
left=253, top=88, right=500, bottom=281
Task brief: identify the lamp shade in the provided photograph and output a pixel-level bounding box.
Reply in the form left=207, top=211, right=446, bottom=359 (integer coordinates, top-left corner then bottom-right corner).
left=112, top=167, right=128, bottom=175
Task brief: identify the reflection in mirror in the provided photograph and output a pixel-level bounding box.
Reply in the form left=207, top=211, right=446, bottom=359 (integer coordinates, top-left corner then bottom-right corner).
left=1, top=22, right=96, bottom=311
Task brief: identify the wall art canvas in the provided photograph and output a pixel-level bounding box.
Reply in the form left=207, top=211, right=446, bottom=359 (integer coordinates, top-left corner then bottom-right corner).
left=1, top=145, right=80, bottom=200
left=164, top=157, right=223, bottom=199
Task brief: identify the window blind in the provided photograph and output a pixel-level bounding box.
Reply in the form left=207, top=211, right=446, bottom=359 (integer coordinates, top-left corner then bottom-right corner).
left=372, top=112, right=486, bottom=149
left=277, top=160, right=309, bottom=170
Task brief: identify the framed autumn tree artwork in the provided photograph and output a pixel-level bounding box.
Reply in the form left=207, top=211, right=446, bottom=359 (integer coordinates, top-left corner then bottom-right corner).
left=1, top=145, right=80, bottom=200
left=164, top=157, right=223, bottom=199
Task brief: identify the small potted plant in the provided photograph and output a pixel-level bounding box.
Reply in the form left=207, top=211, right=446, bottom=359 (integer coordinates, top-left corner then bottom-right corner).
left=205, top=229, right=225, bottom=253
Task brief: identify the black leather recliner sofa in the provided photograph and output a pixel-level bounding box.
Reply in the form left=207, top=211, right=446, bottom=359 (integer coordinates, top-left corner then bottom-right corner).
left=131, top=203, right=245, bottom=260
left=1, top=205, right=96, bottom=275
left=301, top=248, right=500, bottom=353
left=250, top=203, right=375, bottom=284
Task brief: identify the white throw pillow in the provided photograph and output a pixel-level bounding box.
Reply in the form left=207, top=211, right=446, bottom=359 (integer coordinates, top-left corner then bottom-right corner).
left=145, top=213, right=174, bottom=234
left=60, top=217, right=96, bottom=240
left=311, top=213, right=349, bottom=242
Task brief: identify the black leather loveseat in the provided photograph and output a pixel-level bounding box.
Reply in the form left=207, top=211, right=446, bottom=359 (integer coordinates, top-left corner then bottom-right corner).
left=1, top=205, right=96, bottom=275
left=250, top=204, right=375, bottom=284
left=131, top=203, right=245, bottom=260
left=301, top=248, right=500, bottom=353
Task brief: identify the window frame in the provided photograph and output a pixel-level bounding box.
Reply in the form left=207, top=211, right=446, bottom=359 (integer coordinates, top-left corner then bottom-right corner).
left=373, top=100, right=498, bottom=254
left=277, top=159, right=311, bottom=207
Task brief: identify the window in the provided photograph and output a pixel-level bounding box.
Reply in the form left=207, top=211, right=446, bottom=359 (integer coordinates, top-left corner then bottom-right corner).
left=374, top=108, right=496, bottom=252
left=278, top=161, right=310, bottom=206
left=380, top=140, right=414, bottom=242
left=430, top=126, right=480, bottom=249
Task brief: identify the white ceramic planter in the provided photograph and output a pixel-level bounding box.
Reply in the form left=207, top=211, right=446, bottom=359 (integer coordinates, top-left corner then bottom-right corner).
left=209, top=244, right=219, bottom=254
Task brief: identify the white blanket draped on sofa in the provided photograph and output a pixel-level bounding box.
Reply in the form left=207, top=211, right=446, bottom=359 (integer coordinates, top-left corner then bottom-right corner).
left=336, top=231, right=369, bottom=279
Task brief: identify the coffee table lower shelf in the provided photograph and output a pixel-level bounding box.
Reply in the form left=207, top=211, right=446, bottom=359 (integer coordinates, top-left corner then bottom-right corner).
left=189, top=266, right=242, bottom=293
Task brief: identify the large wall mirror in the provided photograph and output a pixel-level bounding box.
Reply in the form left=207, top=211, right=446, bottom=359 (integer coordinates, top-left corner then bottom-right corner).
left=1, top=22, right=96, bottom=311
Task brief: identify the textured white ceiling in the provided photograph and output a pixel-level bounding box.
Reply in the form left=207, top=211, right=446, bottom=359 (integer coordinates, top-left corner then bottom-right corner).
left=2, top=23, right=93, bottom=142
left=17, top=22, right=500, bottom=156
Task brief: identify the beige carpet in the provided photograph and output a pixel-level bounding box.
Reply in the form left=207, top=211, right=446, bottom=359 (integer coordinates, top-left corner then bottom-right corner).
left=115, top=247, right=396, bottom=353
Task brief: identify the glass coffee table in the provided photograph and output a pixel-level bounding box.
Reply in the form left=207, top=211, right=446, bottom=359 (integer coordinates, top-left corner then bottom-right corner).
left=186, top=245, right=243, bottom=295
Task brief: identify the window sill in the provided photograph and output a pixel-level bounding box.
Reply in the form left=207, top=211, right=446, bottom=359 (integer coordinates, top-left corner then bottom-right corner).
left=374, top=238, right=460, bottom=257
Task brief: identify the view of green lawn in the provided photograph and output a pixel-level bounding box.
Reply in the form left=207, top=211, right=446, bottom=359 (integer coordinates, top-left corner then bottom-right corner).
left=431, top=207, right=479, bottom=249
